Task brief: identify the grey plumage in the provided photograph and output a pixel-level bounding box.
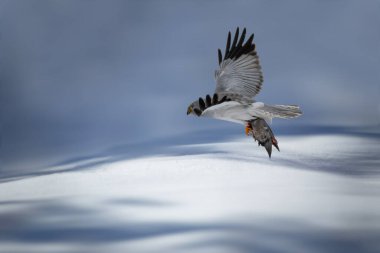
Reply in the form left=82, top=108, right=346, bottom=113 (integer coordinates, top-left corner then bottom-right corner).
left=187, top=27, right=302, bottom=157
left=249, top=118, right=279, bottom=158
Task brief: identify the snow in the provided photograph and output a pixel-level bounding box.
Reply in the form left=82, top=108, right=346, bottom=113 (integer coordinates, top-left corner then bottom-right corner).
left=0, top=134, right=380, bottom=253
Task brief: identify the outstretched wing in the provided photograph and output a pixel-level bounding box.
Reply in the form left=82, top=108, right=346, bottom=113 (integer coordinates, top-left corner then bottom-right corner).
left=215, top=27, right=263, bottom=99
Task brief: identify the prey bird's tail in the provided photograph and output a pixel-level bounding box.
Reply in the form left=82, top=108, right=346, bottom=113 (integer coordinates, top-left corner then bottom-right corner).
left=249, top=118, right=279, bottom=158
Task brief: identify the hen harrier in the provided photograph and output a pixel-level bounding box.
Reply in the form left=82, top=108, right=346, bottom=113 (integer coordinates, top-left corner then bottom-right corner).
left=187, top=27, right=302, bottom=157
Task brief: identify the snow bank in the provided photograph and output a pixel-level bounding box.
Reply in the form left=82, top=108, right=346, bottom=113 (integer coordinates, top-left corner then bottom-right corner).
left=0, top=134, right=379, bottom=253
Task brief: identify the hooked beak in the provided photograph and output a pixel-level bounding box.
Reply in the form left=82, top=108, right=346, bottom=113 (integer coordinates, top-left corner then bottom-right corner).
left=187, top=106, right=192, bottom=115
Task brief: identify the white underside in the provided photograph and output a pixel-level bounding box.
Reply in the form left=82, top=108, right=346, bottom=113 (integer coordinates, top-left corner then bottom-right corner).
left=201, top=101, right=271, bottom=124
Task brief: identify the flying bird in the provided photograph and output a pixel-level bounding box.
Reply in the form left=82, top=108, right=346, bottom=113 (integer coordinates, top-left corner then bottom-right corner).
left=187, top=27, right=302, bottom=157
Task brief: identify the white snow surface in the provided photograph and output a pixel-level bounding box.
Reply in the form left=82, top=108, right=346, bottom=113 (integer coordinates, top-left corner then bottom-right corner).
left=1, top=134, right=380, bottom=253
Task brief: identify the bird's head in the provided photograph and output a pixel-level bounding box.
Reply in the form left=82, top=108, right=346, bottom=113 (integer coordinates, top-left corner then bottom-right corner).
left=186, top=104, right=193, bottom=115
left=186, top=100, right=201, bottom=116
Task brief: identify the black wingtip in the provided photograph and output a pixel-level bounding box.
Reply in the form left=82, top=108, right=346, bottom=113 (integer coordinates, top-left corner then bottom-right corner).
left=246, top=34, right=254, bottom=46
left=212, top=93, right=218, bottom=105
left=242, top=27, right=247, bottom=37
left=193, top=108, right=202, bottom=116
left=239, top=29, right=246, bottom=47
left=224, top=31, right=231, bottom=60
left=218, top=95, right=228, bottom=104
left=227, top=27, right=240, bottom=59
left=235, top=34, right=254, bottom=59
left=219, top=27, right=256, bottom=63
left=198, top=97, right=205, bottom=111
left=205, top=94, right=212, bottom=107
left=218, top=49, right=222, bottom=65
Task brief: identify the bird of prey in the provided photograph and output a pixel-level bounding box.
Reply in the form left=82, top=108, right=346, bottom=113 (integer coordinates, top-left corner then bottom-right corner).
left=187, top=27, right=302, bottom=157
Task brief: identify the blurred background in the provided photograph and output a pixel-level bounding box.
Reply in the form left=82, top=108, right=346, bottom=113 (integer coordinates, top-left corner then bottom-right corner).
left=0, top=0, right=379, bottom=173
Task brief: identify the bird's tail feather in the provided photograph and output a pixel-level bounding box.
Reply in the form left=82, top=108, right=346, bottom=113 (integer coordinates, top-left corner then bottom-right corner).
left=260, top=104, right=302, bottom=119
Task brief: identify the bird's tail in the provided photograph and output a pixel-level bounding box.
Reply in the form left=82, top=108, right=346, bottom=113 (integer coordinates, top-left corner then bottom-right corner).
left=260, top=104, right=302, bottom=119
left=249, top=118, right=279, bottom=158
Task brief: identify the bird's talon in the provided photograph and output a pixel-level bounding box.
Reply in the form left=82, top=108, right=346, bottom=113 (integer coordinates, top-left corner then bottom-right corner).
left=245, top=123, right=253, bottom=136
